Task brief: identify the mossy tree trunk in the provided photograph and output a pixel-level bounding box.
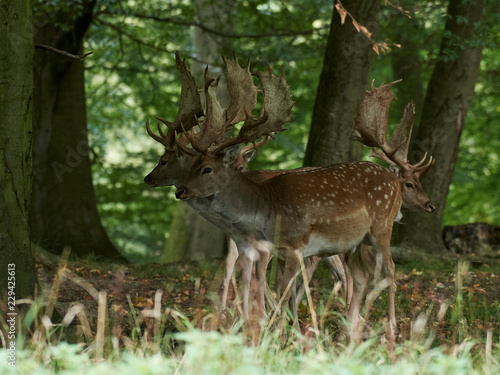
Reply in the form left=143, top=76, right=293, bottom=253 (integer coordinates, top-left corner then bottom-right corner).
left=396, top=0, right=484, bottom=251
left=303, top=0, right=381, bottom=167
left=0, top=0, right=36, bottom=303
left=31, top=1, right=122, bottom=259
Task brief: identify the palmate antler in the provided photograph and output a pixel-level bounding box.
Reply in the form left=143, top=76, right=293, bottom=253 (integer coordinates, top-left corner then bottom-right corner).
left=177, top=56, right=294, bottom=156
left=351, top=80, right=434, bottom=178
left=146, top=51, right=204, bottom=149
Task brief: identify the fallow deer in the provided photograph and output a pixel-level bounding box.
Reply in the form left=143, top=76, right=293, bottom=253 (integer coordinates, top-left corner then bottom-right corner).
left=175, top=76, right=433, bottom=344
left=145, top=53, right=339, bottom=320
left=226, top=144, right=351, bottom=311
left=295, top=91, right=436, bottom=307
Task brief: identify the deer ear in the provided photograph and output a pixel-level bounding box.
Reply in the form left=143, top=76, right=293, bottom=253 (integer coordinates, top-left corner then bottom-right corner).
left=242, top=149, right=256, bottom=165
left=222, top=145, right=242, bottom=166
left=174, top=144, right=183, bottom=158
left=389, top=164, right=399, bottom=174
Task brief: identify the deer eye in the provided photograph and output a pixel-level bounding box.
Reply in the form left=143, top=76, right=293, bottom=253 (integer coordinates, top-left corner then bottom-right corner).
left=202, top=167, right=213, bottom=175
left=405, top=182, right=414, bottom=188
left=160, top=160, right=167, bottom=166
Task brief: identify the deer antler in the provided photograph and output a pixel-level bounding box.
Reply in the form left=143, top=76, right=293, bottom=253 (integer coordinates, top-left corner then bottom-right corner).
left=183, top=56, right=293, bottom=156
left=224, top=52, right=259, bottom=126
left=146, top=51, right=204, bottom=149
left=210, top=63, right=294, bottom=155
left=188, top=69, right=227, bottom=151
left=351, top=80, right=434, bottom=177
left=187, top=53, right=260, bottom=153
left=239, top=135, right=271, bottom=155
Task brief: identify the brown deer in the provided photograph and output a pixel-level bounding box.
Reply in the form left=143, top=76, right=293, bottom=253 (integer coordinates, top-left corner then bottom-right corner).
left=175, top=78, right=433, bottom=343
left=145, top=53, right=344, bottom=319
left=144, top=52, right=275, bottom=320
left=225, top=144, right=352, bottom=312
left=295, top=89, right=436, bottom=307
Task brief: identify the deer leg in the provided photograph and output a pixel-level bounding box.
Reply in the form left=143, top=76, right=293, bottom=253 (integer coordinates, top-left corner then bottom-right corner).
left=358, top=244, right=376, bottom=292
left=345, top=262, right=354, bottom=306
left=246, top=239, right=275, bottom=320
left=275, top=255, right=286, bottom=300
left=254, top=245, right=273, bottom=320
left=324, top=255, right=351, bottom=303
left=382, top=248, right=396, bottom=345
left=280, top=250, right=301, bottom=324
left=371, top=236, right=396, bottom=346
left=239, top=251, right=254, bottom=320
left=221, top=237, right=238, bottom=311
left=347, top=247, right=368, bottom=343
left=264, top=278, right=277, bottom=311
left=295, top=256, right=320, bottom=307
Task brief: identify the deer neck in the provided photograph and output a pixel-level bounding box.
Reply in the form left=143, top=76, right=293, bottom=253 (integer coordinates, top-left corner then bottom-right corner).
left=205, top=172, right=279, bottom=241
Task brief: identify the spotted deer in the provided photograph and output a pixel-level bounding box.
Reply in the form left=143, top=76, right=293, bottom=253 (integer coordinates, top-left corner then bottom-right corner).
left=144, top=53, right=344, bottom=320
left=175, top=78, right=434, bottom=343
left=296, top=89, right=437, bottom=306
left=226, top=144, right=351, bottom=311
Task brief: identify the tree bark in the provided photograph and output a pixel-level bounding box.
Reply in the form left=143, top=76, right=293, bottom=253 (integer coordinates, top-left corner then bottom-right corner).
left=396, top=0, right=484, bottom=251
left=303, top=0, right=380, bottom=166
left=31, top=1, right=121, bottom=259
left=388, top=5, right=426, bottom=245
left=0, top=0, right=36, bottom=303
left=388, top=4, right=425, bottom=122
left=163, top=0, right=235, bottom=262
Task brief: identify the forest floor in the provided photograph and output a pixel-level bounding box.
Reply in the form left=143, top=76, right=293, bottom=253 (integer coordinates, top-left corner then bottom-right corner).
left=35, top=247, right=500, bottom=344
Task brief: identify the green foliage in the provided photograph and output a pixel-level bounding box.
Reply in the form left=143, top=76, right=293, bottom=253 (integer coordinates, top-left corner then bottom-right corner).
left=83, top=0, right=500, bottom=259
left=34, top=0, right=87, bottom=28
left=2, top=321, right=499, bottom=374
left=85, top=0, right=332, bottom=259
left=444, top=45, right=500, bottom=225
left=92, top=150, right=176, bottom=262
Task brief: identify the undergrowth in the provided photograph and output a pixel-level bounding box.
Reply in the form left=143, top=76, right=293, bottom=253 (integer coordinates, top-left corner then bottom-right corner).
left=1, top=255, right=499, bottom=374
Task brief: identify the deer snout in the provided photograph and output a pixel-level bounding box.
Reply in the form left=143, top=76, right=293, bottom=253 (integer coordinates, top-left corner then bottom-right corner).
left=144, top=174, right=156, bottom=186
left=426, top=201, right=435, bottom=213
left=175, top=187, right=186, bottom=200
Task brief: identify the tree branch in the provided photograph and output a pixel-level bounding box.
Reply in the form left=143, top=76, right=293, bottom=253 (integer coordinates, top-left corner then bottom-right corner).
left=35, top=44, right=94, bottom=61
left=94, top=18, right=175, bottom=55
left=96, top=10, right=328, bottom=39
left=335, top=0, right=392, bottom=55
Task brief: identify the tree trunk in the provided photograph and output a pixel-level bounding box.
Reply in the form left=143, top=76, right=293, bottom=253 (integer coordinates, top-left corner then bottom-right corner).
left=388, top=4, right=425, bottom=123
left=163, top=0, right=235, bottom=262
left=396, top=0, right=484, bottom=251
left=303, top=0, right=380, bottom=166
left=388, top=5, right=426, bottom=245
left=31, top=1, right=121, bottom=259
left=0, top=0, right=36, bottom=304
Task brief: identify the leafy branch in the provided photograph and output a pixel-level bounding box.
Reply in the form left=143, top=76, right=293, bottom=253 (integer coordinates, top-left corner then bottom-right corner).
left=96, top=10, right=329, bottom=40
left=335, top=0, right=396, bottom=55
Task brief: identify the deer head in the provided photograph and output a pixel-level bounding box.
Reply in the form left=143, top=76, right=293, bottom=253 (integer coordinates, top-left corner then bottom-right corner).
left=232, top=136, right=270, bottom=171
left=176, top=59, right=294, bottom=200
left=351, top=80, right=435, bottom=213
left=144, top=52, right=204, bottom=187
